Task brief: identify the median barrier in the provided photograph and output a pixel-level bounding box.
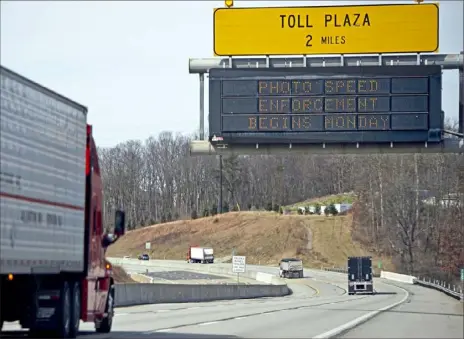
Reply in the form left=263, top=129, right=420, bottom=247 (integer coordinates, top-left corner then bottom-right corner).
left=108, top=257, right=287, bottom=286
left=114, top=282, right=290, bottom=307
left=380, top=271, right=416, bottom=284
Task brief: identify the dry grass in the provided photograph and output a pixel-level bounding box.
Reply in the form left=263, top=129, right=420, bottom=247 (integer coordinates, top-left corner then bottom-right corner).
left=107, top=211, right=394, bottom=271
left=112, top=265, right=136, bottom=283
left=304, top=214, right=394, bottom=272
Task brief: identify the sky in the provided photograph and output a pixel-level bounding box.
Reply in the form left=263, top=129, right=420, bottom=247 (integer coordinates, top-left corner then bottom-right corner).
left=1, top=0, right=463, bottom=148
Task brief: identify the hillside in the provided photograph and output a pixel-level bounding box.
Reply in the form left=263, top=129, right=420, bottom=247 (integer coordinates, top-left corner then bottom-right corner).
left=112, top=265, right=136, bottom=283
left=107, top=211, right=393, bottom=271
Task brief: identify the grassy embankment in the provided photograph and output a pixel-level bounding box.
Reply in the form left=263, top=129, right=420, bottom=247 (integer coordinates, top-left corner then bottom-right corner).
left=107, top=194, right=393, bottom=272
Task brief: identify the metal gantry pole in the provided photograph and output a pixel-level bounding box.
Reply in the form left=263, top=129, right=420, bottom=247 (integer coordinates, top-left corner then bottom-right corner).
left=459, top=53, right=464, bottom=246
left=459, top=51, right=464, bottom=136
left=219, top=155, right=223, bottom=214
left=199, top=73, right=205, bottom=140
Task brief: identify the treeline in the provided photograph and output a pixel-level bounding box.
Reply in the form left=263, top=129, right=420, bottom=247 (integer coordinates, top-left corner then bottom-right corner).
left=99, top=122, right=463, bottom=280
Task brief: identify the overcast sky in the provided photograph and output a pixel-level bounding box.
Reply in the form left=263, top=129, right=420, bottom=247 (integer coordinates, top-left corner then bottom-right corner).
left=1, top=0, right=462, bottom=147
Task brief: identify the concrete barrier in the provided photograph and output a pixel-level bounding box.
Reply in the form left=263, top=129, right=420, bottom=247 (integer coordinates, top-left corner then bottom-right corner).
left=380, top=270, right=417, bottom=284
left=108, top=257, right=287, bottom=286
left=114, top=283, right=290, bottom=307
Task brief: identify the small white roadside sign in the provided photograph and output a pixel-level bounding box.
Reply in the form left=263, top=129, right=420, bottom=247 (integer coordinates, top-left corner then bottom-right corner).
left=232, top=255, right=246, bottom=273
left=145, top=242, right=151, bottom=250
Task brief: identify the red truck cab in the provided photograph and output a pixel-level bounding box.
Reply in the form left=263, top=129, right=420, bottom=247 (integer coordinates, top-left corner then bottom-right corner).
left=80, top=125, right=125, bottom=331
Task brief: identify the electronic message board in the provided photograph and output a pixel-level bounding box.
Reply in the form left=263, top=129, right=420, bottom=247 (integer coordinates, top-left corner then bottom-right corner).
left=208, top=66, right=443, bottom=145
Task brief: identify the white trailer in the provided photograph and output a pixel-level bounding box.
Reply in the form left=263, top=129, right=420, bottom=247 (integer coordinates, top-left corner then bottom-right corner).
left=0, top=66, right=87, bottom=275
left=0, top=65, right=126, bottom=338
left=187, top=246, right=214, bottom=264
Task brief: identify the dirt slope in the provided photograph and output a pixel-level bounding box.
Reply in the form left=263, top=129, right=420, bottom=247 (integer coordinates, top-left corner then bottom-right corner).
left=112, top=265, right=135, bottom=283
left=107, top=211, right=393, bottom=271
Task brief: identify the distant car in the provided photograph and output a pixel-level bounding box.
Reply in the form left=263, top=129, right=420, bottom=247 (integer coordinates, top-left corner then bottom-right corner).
left=138, top=254, right=149, bottom=260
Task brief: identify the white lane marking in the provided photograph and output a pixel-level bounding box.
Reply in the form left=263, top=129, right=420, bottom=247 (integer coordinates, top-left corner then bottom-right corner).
left=187, top=306, right=201, bottom=309
left=313, top=284, right=410, bottom=339
left=199, top=321, right=219, bottom=326
left=155, top=328, right=174, bottom=332
left=234, top=317, right=247, bottom=320
left=158, top=309, right=170, bottom=312
left=115, top=313, right=129, bottom=316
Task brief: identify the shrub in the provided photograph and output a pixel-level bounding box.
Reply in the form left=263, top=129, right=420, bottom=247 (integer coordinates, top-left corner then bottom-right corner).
left=329, top=204, right=339, bottom=216
left=210, top=204, right=218, bottom=216
left=324, top=206, right=330, bottom=216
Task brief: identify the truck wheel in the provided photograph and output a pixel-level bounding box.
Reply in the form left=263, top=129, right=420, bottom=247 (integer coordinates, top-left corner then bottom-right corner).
left=69, top=281, right=80, bottom=338
left=57, top=280, right=72, bottom=338
left=96, top=285, right=114, bottom=333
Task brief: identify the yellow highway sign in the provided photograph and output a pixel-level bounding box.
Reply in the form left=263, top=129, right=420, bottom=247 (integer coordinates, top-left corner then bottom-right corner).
left=213, top=3, right=439, bottom=56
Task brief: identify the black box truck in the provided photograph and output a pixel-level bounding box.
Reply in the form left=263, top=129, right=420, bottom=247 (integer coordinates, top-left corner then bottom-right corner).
left=347, top=256, right=375, bottom=295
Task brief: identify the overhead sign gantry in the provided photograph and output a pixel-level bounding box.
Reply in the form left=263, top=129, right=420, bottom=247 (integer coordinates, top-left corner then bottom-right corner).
left=189, top=1, right=463, bottom=156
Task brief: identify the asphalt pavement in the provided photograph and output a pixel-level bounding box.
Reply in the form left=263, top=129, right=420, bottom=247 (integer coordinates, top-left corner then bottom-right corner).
left=1, top=263, right=462, bottom=338
left=340, top=280, right=464, bottom=338
left=121, top=262, right=260, bottom=285
left=145, top=270, right=228, bottom=281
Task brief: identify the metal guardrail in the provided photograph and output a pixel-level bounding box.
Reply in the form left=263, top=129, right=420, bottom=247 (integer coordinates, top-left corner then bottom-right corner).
left=415, top=277, right=463, bottom=302
left=322, top=267, right=463, bottom=302
left=322, top=267, right=381, bottom=278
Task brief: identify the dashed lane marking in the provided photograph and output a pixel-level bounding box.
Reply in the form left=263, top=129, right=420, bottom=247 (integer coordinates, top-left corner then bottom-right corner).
left=155, top=328, right=174, bottom=332
left=143, top=295, right=371, bottom=334
left=199, top=321, right=219, bottom=326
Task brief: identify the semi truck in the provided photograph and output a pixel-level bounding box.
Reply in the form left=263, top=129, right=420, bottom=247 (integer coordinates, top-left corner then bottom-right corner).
left=0, top=65, right=126, bottom=338
left=279, top=258, right=304, bottom=278
left=187, top=246, right=214, bottom=264
left=347, top=256, right=375, bottom=295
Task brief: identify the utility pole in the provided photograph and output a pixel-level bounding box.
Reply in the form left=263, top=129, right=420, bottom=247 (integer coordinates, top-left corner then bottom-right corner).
left=218, top=155, right=223, bottom=214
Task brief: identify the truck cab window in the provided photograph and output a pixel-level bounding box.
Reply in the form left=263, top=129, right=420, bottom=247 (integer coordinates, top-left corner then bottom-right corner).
left=90, top=144, right=100, bottom=175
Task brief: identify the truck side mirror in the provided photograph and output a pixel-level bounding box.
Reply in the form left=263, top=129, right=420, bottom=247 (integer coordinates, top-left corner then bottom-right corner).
left=114, top=210, right=125, bottom=237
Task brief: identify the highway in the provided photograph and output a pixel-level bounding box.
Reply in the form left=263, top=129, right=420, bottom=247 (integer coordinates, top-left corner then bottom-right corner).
left=1, top=262, right=462, bottom=338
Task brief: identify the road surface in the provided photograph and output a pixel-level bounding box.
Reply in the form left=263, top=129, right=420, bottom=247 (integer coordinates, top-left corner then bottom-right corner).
left=2, top=262, right=462, bottom=338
